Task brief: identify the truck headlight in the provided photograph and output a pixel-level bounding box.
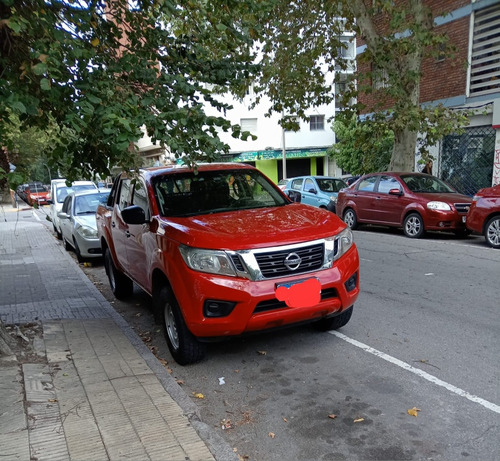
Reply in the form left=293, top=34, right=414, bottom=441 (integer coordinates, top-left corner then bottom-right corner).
left=427, top=201, right=451, bottom=211
left=325, top=227, right=353, bottom=265
left=179, top=245, right=237, bottom=277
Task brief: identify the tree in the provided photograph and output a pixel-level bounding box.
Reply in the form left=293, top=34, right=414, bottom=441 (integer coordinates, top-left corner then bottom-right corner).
left=340, top=0, right=468, bottom=171
left=1, top=0, right=268, bottom=187
left=328, top=114, right=393, bottom=175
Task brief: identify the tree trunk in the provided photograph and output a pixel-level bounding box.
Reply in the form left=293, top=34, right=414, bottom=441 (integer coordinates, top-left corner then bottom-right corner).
left=389, top=128, right=418, bottom=171
left=0, top=320, right=16, bottom=356
left=0, top=147, right=11, bottom=204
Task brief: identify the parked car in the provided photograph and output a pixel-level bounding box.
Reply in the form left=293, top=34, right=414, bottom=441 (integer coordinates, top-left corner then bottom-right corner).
left=277, top=179, right=289, bottom=191
left=58, top=189, right=110, bottom=262
left=16, top=184, right=29, bottom=202
left=97, top=163, right=360, bottom=364
left=466, top=184, right=500, bottom=248
left=48, top=179, right=98, bottom=239
left=284, top=176, right=348, bottom=212
left=25, top=182, right=50, bottom=206
left=345, top=175, right=361, bottom=186
left=336, top=172, right=472, bottom=238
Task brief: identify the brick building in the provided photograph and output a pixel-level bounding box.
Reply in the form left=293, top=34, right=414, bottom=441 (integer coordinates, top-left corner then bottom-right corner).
left=356, top=0, right=500, bottom=194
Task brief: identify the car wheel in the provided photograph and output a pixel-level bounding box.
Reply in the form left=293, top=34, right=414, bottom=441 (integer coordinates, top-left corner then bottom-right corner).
left=53, top=224, right=62, bottom=240
left=63, top=237, right=72, bottom=251
left=156, top=285, right=205, bottom=365
left=484, top=216, right=500, bottom=249
left=314, top=306, right=353, bottom=331
left=403, top=212, right=424, bottom=238
left=73, top=238, right=83, bottom=263
left=343, top=209, right=358, bottom=230
left=104, top=248, right=133, bottom=299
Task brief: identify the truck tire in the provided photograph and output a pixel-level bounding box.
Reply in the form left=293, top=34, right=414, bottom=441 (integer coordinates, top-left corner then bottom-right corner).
left=157, top=285, right=205, bottom=365
left=315, top=306, right=353, bottom=331
left=104, top=248, right=133, bottom=300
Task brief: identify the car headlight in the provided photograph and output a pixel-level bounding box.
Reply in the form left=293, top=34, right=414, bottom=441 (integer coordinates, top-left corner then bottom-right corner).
left=329, top=196, right=338, bottom=203
left=179, top=245, right=237, bottom=277
left=77, top=225, right=98, bottom=238
left=325, top=227, right=353, bottom=265
left=427, top=201, right=451, bottom=211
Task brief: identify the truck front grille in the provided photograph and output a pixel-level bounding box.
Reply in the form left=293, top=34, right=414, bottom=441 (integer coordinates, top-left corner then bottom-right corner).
left=254, top=243, right=324, bottom=278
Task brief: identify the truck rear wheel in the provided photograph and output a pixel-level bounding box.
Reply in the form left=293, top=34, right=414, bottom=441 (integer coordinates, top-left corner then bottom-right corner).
left=157, top=286, right=205, bottom=365
left=315, top=306, right=353, bottom=331
left=104, top=248, right=133, bottom=300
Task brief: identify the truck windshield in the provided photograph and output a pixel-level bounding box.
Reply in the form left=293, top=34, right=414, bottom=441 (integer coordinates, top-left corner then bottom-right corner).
left=153, top=169, right=288, bottom=217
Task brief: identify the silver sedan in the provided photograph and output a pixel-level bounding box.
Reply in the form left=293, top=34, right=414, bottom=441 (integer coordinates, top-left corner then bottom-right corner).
left=58, top=190, right=110, bottom=262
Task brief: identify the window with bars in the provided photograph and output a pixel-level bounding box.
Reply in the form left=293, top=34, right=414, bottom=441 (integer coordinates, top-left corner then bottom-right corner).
left=470, top=3, right=500, bottom=97
left=310, top=115, right=325, bottom=131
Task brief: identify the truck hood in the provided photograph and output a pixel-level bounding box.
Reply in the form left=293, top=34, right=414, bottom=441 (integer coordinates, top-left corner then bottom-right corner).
left=159, top=203, right=346, bottom=250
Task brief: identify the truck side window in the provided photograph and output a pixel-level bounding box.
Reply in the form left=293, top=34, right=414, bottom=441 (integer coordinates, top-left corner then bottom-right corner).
left=118, top=179, right=131, bottom=210
left=132, top=182, right=150, bottom=220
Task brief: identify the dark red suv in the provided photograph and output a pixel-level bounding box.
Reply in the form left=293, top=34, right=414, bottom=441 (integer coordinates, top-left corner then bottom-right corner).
left=336, top=172, right=472, bottom=238
left=466, top=184, right=500, bottom=248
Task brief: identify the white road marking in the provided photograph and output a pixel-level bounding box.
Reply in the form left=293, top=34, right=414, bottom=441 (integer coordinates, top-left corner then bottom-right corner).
left=329, top=331, right=500, bottom=415
left=32, top=210, right=41, bottom=221
left=360, top=258, right=373, bottom=262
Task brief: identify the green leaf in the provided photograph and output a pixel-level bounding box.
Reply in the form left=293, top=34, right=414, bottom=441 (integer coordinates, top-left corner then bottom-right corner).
left=40, top=78, right=51, bottom=91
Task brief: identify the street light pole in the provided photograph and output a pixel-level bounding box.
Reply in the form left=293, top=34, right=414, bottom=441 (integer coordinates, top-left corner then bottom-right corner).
left=43, top=164, right=51, bottom=182
left=281, top=110, right=287, bottom=180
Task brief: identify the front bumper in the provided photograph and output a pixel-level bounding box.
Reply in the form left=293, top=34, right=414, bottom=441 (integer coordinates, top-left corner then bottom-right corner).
left=172, top=245, right=360, bottom=338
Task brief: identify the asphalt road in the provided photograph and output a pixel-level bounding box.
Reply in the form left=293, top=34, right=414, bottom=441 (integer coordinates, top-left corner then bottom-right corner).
left=24, top=205, right=500, bottom=460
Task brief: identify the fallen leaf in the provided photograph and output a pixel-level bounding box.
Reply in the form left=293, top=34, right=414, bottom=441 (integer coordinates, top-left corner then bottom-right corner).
left=176, top=379, right=185, bottom=385
left=257, top=350, right=267, bottom=355
left=135, top=312, right=142, bottom=317
left=408, top=407, right=421, bottom=417
left=353, top=418, right=364, bottom=423
left=193, top=392, right=205, bottom=399
left=328, top=414, right=337, bottom=419
left=48, top=399, right=58, bottom=403
left=283, top=417, right=288, bottom=423
left=268, top=432, right=276, bottom=438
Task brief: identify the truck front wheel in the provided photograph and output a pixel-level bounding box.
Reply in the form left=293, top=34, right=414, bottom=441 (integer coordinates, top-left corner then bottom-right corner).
left=157, top=286, right=206, bottom=365
left=104, top=248, right=133, bottom=300
left=314, top=305, right=353, bottom=331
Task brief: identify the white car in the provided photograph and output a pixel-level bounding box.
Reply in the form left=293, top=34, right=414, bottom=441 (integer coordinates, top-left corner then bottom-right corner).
left=58, top=189, right=110, bottom=262
left=49, top=179, right=97, bottom=239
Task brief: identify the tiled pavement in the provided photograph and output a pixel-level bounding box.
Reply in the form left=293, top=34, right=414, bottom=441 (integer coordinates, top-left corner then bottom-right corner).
left=0, top=212, right=237, bottom=461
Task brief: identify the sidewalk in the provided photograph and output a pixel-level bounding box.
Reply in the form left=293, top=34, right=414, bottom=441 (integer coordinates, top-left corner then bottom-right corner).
left=0, top=203, right=237, bottom=461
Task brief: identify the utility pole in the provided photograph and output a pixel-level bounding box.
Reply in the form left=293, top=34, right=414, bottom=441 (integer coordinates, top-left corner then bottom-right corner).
left=281, top=111, right=287, bottom=180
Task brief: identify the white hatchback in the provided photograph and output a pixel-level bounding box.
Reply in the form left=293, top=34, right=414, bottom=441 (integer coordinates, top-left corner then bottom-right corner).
left=49, top=179, right=97, bottom=239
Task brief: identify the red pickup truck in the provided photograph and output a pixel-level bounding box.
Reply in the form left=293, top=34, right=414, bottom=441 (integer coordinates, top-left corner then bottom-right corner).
left=97, top=163, right=359, bottom=364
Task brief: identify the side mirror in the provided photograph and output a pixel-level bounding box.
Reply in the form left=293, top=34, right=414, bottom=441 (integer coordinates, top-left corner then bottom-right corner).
left=122, top=205, right=147, bottom=225
left=287, top=190, right=302, bottom=203
left=389, top=188, right=403, bottom=196
left=57, top=211, right=69, bottom=220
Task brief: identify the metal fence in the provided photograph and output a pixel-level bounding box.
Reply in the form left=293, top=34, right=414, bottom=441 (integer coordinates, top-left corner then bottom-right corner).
left=439, top=125, right=496, bottom=196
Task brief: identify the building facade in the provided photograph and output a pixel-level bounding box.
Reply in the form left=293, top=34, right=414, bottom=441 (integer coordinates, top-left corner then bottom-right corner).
left=356, top=0, right=500, bottom=194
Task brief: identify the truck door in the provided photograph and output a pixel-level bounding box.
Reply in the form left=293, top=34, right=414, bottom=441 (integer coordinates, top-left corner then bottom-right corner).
left=125, top=180, right=152, bottom=291
left=110, top=178, right=132, bottom=273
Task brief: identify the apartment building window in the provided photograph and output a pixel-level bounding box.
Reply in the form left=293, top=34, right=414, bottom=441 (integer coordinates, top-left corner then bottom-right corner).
left=470, top=3, right=500, bottom=97
left=240, top=118, right=257, bottom=132
left=310, top=115, right=325, bottom=131
left=335, top=74, right=348, bottom=109
left=372, top=64, right=389, bottom=89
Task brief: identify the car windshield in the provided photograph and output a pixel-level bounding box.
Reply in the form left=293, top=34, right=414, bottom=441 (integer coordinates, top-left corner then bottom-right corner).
left=153, top=169, right=288, bottom=217
left=74, top=192, right=110, bottom=215
left=29, top=184, right=47, bottom=193
left=316, top=178, right=347, bottom=193
left=401, top=175, right=456, bottom=193
left=57, top=184, right=95, bottom=202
